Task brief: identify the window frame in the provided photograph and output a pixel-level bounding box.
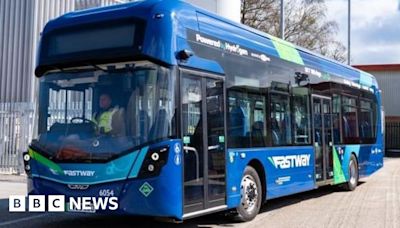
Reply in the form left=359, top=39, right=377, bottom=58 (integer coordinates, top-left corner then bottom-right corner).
left=291, top=87, right=312, bottom=145
left=269, top=89, right=292, bottom=146
left=332, top=94, right=343, bottom=144
left=227, top=88, right=268, bottom=148
left=358, top=97, right=376, bottom=144
left=341, top=93, right=360, bottom=144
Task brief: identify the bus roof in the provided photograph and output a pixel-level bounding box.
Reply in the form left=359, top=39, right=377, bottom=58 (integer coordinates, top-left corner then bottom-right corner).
left=40, top=0, right=377, bottom=88
left=177, top=1, right=377, bottom=88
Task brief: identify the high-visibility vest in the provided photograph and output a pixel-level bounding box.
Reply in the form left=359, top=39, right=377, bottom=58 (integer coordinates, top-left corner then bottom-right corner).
left=93, top=108, right=118, bottom=133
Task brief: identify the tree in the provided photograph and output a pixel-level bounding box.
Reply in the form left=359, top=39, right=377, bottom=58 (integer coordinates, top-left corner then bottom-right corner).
left=241, top=0, right=347, bottom=63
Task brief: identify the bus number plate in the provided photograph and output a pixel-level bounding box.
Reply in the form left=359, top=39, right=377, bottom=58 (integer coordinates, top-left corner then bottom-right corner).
left=99, top=189, right=114, bottom=197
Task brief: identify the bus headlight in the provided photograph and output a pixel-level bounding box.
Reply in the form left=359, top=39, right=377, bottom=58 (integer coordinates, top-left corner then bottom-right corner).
left=151, top=153, right=159, bottom=161
left=23, top=154, right=31, bottom=162
left=138, top=145, right=170, bottom=178
left=22, top=151, right=32, bottom=175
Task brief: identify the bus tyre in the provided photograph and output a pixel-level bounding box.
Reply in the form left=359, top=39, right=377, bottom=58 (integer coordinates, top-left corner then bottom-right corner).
left=235, top=166, right=262, bottom=222
left=343, top=154, right=359, bottom=191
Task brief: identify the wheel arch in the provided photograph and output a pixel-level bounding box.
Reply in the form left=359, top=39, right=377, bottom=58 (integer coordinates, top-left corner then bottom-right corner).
left=247, top=159, right=267, bottom=202
left=351, top=151, right=358, bottom=162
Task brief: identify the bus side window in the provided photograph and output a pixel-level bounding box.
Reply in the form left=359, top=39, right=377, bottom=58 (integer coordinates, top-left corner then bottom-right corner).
left=359, top=100, right=375, bottom=143
left=292, top=87, right=310, bottom=145
left=332, top=94, right=341, bottom=144
left=342, top=95, right=359, bottom=144
left=251, top=100, right=267, bottom=147
left=228, top=95, right=248, bottom=148
left=228, top=91, right=267, bottom=148
left=270, top=93, right=291, bottom=146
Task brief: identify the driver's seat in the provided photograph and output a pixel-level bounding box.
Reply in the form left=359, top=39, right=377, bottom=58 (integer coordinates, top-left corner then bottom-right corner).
left=110, top=107, right=126, bottom=137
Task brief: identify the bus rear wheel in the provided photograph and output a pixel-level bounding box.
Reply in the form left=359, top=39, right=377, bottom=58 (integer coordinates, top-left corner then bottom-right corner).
left=342, top=154, right=359, bottom=191
left=234, top=166, right=262, bottom=222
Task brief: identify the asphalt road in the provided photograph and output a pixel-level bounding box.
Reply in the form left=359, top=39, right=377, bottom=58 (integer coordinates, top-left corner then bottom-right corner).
left=1, top=157, right=399, bottom=228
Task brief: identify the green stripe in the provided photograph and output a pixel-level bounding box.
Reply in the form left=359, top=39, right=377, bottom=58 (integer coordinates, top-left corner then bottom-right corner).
left=268, top=35, right=304, bottom=65
left=333, top=147, right=346, bottom=184
left=267, top=157, right=275, bottom=167
left=128, top=146, right=149, bottom=178
left=29, top=149, right=63, bottom=175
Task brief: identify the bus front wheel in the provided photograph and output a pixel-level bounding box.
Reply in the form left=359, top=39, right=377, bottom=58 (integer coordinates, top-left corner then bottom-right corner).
left=235, top=166, right=262, bottom=222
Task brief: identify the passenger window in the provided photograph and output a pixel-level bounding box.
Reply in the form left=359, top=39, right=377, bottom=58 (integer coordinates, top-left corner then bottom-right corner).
left=292, top=88, right=310, bottom=144
left=359, top=100, right=376, bottom=143
left=332, top=94, right=341, bottom=144
left=342, top=96, right=359, bottom=143
left=228, top=88, right=267, bottom=148
left=270, top=93, right=291, bottom=146
left=228, top=94, right=249, bottom=147
left=251, top=99, right=267, bottom=147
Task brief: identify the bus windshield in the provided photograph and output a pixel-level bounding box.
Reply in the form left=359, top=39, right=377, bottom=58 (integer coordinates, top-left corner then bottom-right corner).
left=33, top=61, right=176, bottom=162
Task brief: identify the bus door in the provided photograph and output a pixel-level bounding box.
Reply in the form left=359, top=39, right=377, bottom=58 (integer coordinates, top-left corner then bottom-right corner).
left=312, top=95, right=334, bottom=184
left=180, top=70, right=226, bottom=215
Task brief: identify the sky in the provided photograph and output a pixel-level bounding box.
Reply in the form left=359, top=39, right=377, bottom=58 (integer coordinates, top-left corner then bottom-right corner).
left=325, top=0, right=400, bottom=65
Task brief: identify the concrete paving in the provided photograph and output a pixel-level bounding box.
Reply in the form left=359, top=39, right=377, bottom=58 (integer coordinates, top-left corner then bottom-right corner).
left=0, top=175, right=26, bottom=184
left=0, top=157, right=399, bottom=228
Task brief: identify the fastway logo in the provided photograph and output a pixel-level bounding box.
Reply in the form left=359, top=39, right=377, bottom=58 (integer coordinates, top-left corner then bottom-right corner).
left=268, top=154, right=311, bottom=169
left=63, top=170, right=95, bottom=177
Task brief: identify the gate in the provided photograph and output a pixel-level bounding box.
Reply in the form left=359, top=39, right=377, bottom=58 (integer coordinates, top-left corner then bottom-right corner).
left=386, top=122, right=400, bottom=150
left=0, top=103, right=35, bottom=174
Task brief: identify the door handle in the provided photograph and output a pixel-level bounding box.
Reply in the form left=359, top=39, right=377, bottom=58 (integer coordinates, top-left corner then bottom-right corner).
left=208, top=145, right=219, bottom=150
left=184, top=146, right=199, bottom=180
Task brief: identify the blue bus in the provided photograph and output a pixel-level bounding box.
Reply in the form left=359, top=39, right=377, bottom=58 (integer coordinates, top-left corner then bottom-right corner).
left=24, top=0, right=384, bottom=222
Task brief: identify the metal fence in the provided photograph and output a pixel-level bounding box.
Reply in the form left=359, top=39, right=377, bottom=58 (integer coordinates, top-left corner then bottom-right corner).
left=386, top=122, right=400, bottom=150
left=0, top=103, right=35, bottom=174
left=0, top=0, right=132, bottom=175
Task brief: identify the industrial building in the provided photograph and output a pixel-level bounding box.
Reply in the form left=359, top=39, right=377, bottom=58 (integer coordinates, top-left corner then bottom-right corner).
left=354, top=64, right=400, bottom=152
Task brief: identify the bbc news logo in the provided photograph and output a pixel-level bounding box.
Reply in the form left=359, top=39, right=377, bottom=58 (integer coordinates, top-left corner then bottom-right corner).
left=9, top=195, right=118, bottom=212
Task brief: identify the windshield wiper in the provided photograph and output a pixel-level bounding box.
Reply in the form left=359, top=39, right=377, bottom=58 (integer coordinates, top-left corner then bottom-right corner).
left=89, top=64, right=108, bottom=72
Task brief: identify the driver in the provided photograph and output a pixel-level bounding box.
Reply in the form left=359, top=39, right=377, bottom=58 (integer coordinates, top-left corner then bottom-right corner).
left=93, top=93, right=125, bottom=136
